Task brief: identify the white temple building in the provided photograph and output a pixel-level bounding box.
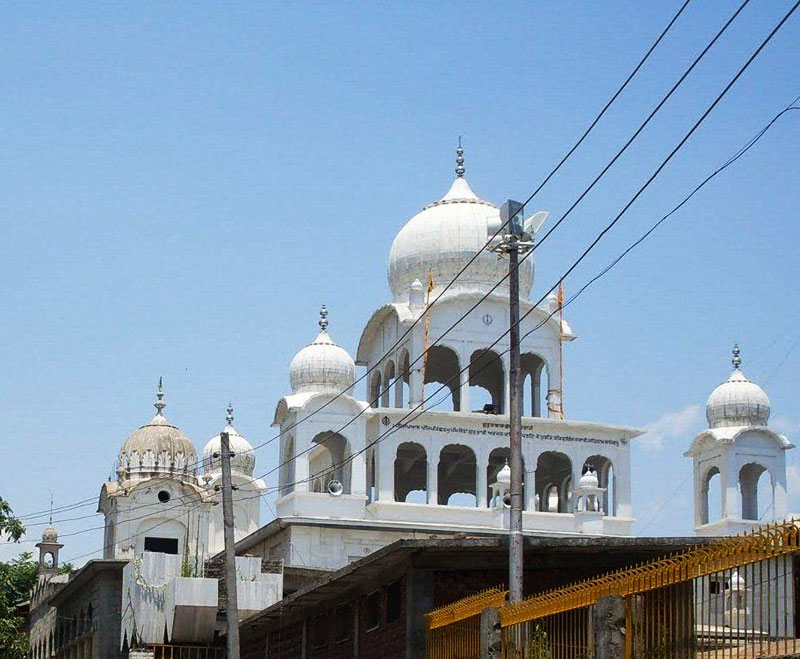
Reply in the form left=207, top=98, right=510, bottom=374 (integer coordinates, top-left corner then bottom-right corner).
left=254, top=148, right=643, bottom=570
left=687, top=345, right=794, bottom=537
left=89, top=146, right=795, bottom=575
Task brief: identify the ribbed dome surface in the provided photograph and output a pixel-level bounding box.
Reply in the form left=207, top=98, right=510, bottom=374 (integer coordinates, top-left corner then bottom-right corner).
left=41, top=526, right=58, bottom=543
left=204, top=423, right=256, bottom=477
left=388, top=177, right=534, bottom=302
left=706, top=368, right=770, bottom=429
left=290, top=330, right=355, bottom=395
left=117, top=388, right=198, bottom=484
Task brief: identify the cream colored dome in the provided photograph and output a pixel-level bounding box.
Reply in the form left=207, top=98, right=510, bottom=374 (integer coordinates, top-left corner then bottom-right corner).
left=117, top=381, right=198, bottom=483
left=706, top=346, right=770, bottom=429
left=388, top=172, right=534, bottom=303
left=203, top=406, right=256, bottom=477
left=41, top=526, right=58, bottom=543
left=290, top=307, right=355, bottom=395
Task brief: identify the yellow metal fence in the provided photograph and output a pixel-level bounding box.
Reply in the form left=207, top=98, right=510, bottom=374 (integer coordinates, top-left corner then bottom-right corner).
left=426, top=521, right=800, bottom=658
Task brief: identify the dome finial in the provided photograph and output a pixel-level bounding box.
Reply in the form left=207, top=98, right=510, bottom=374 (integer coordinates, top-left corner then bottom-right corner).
left=455, top=137, right=465, bottom=178
left=732, top=343, right=742, bottom=369
left=154, top=376, right=166, bottom=416
left=319, top=305, right=329, bottom=332
left=226, top=403, right=234, bottom=427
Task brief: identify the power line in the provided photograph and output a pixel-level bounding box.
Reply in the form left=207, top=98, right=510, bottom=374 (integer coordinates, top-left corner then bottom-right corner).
left=14, top=0, right=694, bottom=524
left=19, top=1, right=793, bottom=538
left=49, top=85, right=800, bottom=561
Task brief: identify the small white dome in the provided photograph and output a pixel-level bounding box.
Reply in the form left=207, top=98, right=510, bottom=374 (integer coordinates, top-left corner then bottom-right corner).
left=706, top=347, right=770, bottom=429
left=203, top=406, right=256, bottom=477
left=730, top=570, right=746, bottom=591
left=496, top=461, right=511, bottom=484
left=579, top=467, right=599, bottom=488
left=387, top=154, right=534, bottom=303
left=289, top=307, right=355, bottom=395
left=41, top=526, right=58, bottom=543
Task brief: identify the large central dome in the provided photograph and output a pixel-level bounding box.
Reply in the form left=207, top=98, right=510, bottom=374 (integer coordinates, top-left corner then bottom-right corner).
left=388, top=157, right=534, bottom=303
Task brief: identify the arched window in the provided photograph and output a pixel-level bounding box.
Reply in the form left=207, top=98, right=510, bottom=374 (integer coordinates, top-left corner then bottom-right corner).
left=469, top=349, right=504, bottom=413
left=486, top=448, right=525, bottom=509
left=740, top=463, right=772, bottom=521
left=583, top=455, right=615, bottom=516
left=280, top=435, right=295, bottom=496
left=309, top=431, right=352, bottom=494
left=520, top=353, right=547, bottom=417
left=369, top=371, right=382, bottom=408
left=424, top=346, right=461, bottom=411
left=382, top=361, right=396, bottom=407
left=702, top=466, right=722, bottom=524
left=535, top=452, right=572, bottom=513
left=397, top=349, right=410, bottom=408
left=438, top=444, right=477, bottom=506
left=394, top=442, right=427, bottom=503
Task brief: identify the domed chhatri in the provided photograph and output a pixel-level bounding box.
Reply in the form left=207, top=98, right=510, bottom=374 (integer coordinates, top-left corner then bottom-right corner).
left=203, top=404, right=256, bottom=477
left=388, top=143, right=534, bottom=303
left=289, top=306, right=356, bottom=395
left=41, top=525, right=58, bottom=543
left=706, top=345, right=770, bottom=429
left=495, top=460, right=511, bottom=484
left=579, top=466, right=599, bottom=489
left=117, top=378, right=198, bottom=482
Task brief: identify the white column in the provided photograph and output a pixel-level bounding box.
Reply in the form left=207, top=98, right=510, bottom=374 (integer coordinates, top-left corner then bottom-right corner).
left=477, top=447, right=488, bottom=508
left=411, top=329, right=425, bottom=408
left=615, top=447, right=633, bottom=520
left=378, top=443, right=394, bottom=501
left=293, top=429, right=310, bottom=493
left=428, top=444, right=439, bottom=505
left=722, top=454, right=739, bottom=520
left=459, top=355, right=471, bottom=413
left=350, top=435, right=367, bottom=497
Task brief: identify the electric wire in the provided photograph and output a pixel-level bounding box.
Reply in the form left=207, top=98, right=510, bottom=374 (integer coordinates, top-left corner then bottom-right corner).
left=18, top=1, right=798, bottom=556
left=49, top=84, right=800, bottom=560
left=13, top=0, right=694, bottom=524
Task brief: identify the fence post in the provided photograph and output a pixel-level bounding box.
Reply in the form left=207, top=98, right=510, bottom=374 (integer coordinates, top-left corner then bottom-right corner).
left=480, top=607, right=502, bottom=659
left=593, top=595, right=626, bottom=659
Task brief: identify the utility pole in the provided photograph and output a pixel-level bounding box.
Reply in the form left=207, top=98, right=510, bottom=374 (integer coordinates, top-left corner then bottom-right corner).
left=488, top=200, right=548, bottom=609
left=220, top=431, right=241, bottom=659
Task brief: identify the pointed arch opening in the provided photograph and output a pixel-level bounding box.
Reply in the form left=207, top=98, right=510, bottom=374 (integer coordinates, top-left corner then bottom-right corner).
left=740, top=462, right=773, bottom=521
left=535, top=452, right=572, bottom=513
left=424, top=345, right=461, bottom=411
left=583, top=455, right=615, bottom=516
left=438, top=444, right=477, bottom=506
left=397, top=349, right=410, bottom=408
left=382, top=361, right=396, bottom=407
left=520, top=353, right=548, bottom=417
left=702, top=466, right=722, bottom=525
left=394, top=442, right=428, bottom=503
left=369, top=371, right=382, bottom=408
left=486, top=447, right=525, bottom=509
left=280, top=434, right=295, bottom=496
left=469, top=349, right=504, bottom=413
left=309, top=431, right=352, bottom=494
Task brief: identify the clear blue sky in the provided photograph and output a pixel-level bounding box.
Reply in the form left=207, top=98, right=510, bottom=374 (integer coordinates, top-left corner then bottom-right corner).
left=2, top=1, right=799, bottom=565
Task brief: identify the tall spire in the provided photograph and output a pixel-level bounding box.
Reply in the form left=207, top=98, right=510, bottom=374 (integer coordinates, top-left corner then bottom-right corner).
left=455, top=137, right=465, bottom=178
left=732, top=343, right=742, bottom=369
left=154, top=376, right=166, bottom=416
left=319, top=304, right=329, bottom=332
left=226, top=403, right=234, bottom=427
